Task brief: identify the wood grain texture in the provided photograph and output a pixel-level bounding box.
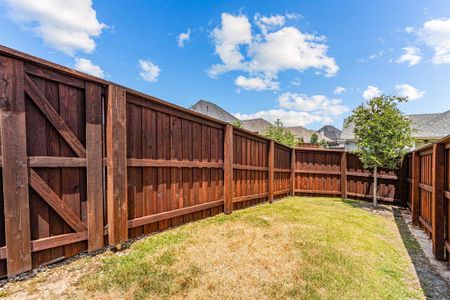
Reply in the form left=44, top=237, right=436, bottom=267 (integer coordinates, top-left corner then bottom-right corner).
left=0, top=57, right=32, bottom=276
left=85, top=82, right=104, bottom=252
left=431, top=143, right=445, bottom=260
left=106, top=85, right=128, bottom=247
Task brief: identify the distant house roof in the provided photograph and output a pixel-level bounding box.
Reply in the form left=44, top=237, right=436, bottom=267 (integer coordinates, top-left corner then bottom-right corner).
left=190, top=99, right=238, bottom=122
left=318, top=125, right=341, bottom=141
left=341, top=110, right=450, bottom=140
left=241, top=118, right=271, bottom=134
left=287, top=126, right=331, bottom=142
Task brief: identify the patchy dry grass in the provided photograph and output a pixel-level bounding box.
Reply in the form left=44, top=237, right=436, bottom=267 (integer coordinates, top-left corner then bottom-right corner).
left=1, top=197, right=425, bottom=299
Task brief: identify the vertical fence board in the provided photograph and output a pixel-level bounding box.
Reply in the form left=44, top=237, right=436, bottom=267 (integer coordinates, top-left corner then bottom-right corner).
left=341, top=152, right=347, bottom=199
left=268, top=140, right=274, bottom=203
left=223, top=125, right=233, bottom=214
left=0, top=57, right=32, bottom=276
left=86, top=82, right=104, bottom=252
left=106, top=85, right=127, bottom=247
left=411, top=151, right=420, bottom=225
left=431, top=143, right=445, bottom=259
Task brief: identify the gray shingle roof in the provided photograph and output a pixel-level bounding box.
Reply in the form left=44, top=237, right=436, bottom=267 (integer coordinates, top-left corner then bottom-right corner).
left=318, top=125, right=341, bottom=140
left=341, top=110, right=450, bottom=140
left=190, top=100, right=238, bottom=122
left=241, top=118, right=271, bottom=134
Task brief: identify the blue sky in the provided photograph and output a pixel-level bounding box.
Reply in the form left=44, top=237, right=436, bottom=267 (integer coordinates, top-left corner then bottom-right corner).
left=1, top=0, right=449, bottom=130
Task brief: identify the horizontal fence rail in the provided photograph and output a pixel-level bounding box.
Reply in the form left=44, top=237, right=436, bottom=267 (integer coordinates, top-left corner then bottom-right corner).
left=0, top=45, right=447, bottom=278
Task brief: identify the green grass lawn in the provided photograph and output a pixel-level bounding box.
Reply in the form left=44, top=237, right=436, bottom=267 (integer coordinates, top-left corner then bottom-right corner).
left=1, top=197, right=425, bottom=299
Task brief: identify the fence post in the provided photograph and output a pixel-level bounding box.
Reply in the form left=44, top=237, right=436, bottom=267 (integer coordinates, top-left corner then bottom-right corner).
left=341, top=152, right=347, bottom=199
left=411, top=151, right=420, bottom=225
left=0, top=57, right=32, bottom=276
left=223, top=124, right=233, bottom=214
left=431, top=143, right=445, bottom=260
left=106, top=84, right=128, bottom=248
left=290, top=148, right=296, bottom=196
left=268, top=140, right=274, bottom=203
left=86, top=82, right=104, bottom=252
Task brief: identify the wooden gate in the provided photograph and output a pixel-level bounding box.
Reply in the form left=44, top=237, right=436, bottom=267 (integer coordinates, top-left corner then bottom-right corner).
left=0, top=56, right=104, bottom=277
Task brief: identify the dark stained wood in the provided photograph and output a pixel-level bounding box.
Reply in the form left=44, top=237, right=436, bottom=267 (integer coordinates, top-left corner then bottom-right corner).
left=31, top=231, right=87, bottom=253
left=291, top=149, right=296, bottom=196
left=411, top=151, right=420, bottom=225
left=127, top=158, right=223, bottom=168
left=106, top=85, right=128, bottom=247
left=232, top=164, right=268, bottom=171
left=24, top=74, right=86, bottom=158
left=0, top=57, right=32, bottom=276
left=29, top=170, right=86, bottom=232
left=0, top=45, right=108, bottom=85
left=85, top=82, right=104, bottom=252
left=223, top=125, right=233, bottom=214
left=128, top=199, right=224, bottom=228
left=431, top=143, right=445, bottom=260
left=296, top=169, right=342, bottom=175
left=25, top=63, right=85, bottom=89
left=268, top=140, right=274, bottom=203
left=28, top=156, right=86, bottom=167
left=341, top=152, right=347, bottom=199
left=233, top=192, right=268, bottom=203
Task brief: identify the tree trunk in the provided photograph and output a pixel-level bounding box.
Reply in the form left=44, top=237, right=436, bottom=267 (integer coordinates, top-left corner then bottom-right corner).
left=373, top=166, right=378, bottom=207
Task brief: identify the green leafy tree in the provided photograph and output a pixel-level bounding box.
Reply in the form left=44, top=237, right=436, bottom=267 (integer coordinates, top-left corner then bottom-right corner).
left=230, top=120, right=243, bottom=128
left=310, top=132, right=319, bottom=144
left=319, top=139, right=328, bottom=148
left=347, top=95, right=413, bottom=206
left=264, top=119, right=298, bottom=147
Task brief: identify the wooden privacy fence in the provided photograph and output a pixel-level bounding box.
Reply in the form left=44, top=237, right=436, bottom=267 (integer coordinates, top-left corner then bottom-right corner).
left=0, top=46, right=435, bottom=278
left=403, top=136, right=450, bottom=261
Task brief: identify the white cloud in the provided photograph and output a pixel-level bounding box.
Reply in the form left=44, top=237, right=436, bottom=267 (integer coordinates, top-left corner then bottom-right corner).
left=233, top=91, right=349, bottom=127
left=396, top=47, right=422, bottom=66
left=138, top=59, right=161, bottom=82
left=254, top=13, right=286, bottom=35
left=235, top=75, right=279, bottom=91
left=277, top=92, right=348, bottom=116
left=234, top=109, right=332, bottom=127
left=334, top=86, right=346, bottom=95
left=2, top=0, right=106, bottom=55
left=208, top=12, right=338, bottom=89
left=395, top=84, right=425, bottom=100
left=74, top=58, right=104, bottom=78
left=362, top=86, right=382, bottom=100
left=177, top=28, right=191, bottom=47
left=418, top=18, right=450, bottom=64
left=405, top=26, right=415, bottom=33
left=209, top=13, right=252, bottom=78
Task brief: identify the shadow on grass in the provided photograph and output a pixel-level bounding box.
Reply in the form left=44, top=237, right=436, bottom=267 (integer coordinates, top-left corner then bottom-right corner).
left=391, top=207, right=449, bottom=299
left=342, top=199, right=449, bottom=298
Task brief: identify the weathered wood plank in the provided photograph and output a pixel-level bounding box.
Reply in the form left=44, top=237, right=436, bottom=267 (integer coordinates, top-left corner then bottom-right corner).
left=127, top=158, right=223, bottom=169
left=86, top=82, right=104, bottom=252
left=268, top=140, right=274, bottom=203
left=24, top=63, right=85, bottom=89
left=106, top=85, right=128, bottom=247
left=431, top=143, right=445, bottom=260
left=233, top=192, right=268, bottom=203
left=411, top=151, right=420, bottom=225
left=128, top=199, right=224, bottom=228
left=291, top=149, right=296, bottom=196
left=24, top=74, right=86, bottom=157
left=29, top=170, right=86, bottom=232
left=28, top=156, right=86, bottom=167
left=0, top=57, right=32, bottom=276
left=341, top=152, right=347, bottom=199
left=223, top=125, right=233, bottom=214
left=232, top=164, right=268, bottom=172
